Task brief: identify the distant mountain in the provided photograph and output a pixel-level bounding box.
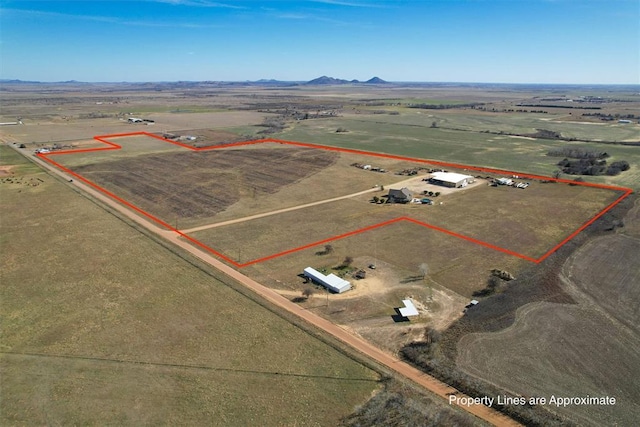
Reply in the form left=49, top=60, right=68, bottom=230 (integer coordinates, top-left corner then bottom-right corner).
left=1, top=77, right=390, bottom=87
left=364, top=76, right=387, bottom=84
left=0, top=79, right=95, bottom=85
left=0, top=79, right=43, bottom=84
left=305, top=76, right=388, bottom=85
left=305, top=76, right=351, bottom=85
left=250, top=79, right=298, bottom=86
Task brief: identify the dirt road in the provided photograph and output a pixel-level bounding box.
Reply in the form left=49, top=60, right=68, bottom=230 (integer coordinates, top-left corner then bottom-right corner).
left=17, top=145, right=520, bottom=426
left=179, top=174, right=431, bottom=234
left=180, top=186, right=381, bottom=233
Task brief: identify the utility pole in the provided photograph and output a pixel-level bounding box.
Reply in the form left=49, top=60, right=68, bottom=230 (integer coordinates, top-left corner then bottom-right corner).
left=326, top=287, right=329, bottom=308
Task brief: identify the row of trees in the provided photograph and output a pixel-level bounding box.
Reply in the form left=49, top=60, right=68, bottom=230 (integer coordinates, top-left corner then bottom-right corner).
left=548, top=147, right=609, bottom=159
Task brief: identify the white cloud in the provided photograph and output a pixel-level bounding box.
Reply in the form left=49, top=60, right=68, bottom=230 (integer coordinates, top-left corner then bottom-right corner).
left=147, top=0, right=246, bottom=8
left=1, top=8, right=224, bottom=28
left=310, top=0, right=390, bottom=8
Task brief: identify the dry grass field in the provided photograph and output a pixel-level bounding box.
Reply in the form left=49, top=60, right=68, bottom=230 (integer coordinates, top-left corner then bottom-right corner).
left=189, top=170, right=621, bottom=265
left=241, top=218, right=528, bottom=298
left=0, top=145, right=380, bottom=426
left=3, top=82, right=638, bottom=426
left=38, top=133, right=622, bottom=267
left=456, top=203, right=640, bottom=426
left=53, top=137, right=423, bottom=228
left=40, top=134, right=626, bottom=314
left=73, top=145, right=340, bottom=225
left=234, top=218, right=529, bottom=356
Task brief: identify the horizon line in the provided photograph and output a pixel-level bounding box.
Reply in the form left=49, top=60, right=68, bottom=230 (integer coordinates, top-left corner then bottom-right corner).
left=2, top=78, right=639, bottom=87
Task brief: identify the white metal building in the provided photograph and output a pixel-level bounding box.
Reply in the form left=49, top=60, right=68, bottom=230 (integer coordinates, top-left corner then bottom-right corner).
left=303, top=267, right=351, bottom=293
left=399, top=299, right=419, bottom=317
left=429, top=172, right=474, bottom=188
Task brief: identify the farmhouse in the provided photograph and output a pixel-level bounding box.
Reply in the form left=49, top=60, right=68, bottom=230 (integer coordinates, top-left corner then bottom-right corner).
left=429, top=172, right=474, bottom=188
left=387, top=187, right=413, bottom=203
left=303, top=267, right=351, bottom=293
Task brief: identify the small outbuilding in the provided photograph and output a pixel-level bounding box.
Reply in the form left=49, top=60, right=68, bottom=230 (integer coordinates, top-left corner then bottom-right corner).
left=496, top=177, right=513, bottom=186
left=303, top=267, right=351, bottom=293
left=429, top=172, right=474, bottom=188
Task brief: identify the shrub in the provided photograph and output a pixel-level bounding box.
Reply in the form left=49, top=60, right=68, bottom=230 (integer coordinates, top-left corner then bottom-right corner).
left=610, top=160, right=630, bottom=171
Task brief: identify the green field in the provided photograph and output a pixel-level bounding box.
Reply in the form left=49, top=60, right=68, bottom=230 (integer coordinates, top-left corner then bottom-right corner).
left=274, top=112, right=640, bottom=190
left=0, top=145, right=380, bottom=426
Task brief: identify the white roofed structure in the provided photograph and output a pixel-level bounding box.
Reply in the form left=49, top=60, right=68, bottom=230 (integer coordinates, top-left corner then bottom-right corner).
left=303, top=267, right=351, bottom=293
left=429, top=172, right=474, bottom=188
left=399, top=299, right=419, bottom=317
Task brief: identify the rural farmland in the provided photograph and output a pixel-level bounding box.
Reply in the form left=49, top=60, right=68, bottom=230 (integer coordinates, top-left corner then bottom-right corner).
left=2, top=80, right=638, bottom=426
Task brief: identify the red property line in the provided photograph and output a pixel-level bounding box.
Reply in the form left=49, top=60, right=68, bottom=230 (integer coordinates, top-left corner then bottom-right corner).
left=38, top=131, right=633, bottom=267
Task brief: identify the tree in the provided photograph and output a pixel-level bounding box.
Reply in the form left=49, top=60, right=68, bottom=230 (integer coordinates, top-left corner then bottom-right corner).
left=341, top=256, right=354, bottom=268
left=419, top=263, right=429, bottom=279
left=431, top=121, right=438, bottom=128
left=372, top=196, right=380, bottom=203
left=552, top=169, right=563, bottom=179
left=302, top=286, right=315, bottom=299
left=316, top=244, right=334, bottom=256
left=487, top=276, right=501, bottom=290
left=424, top=327, right=441, bottom=344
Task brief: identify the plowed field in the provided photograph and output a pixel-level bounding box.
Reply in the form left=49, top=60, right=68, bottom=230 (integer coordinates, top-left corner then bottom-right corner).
left=73, top=146, right=338, bottom=222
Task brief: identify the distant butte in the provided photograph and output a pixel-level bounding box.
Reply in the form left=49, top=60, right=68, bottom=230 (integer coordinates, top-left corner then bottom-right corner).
left=305, top=76, right=388, bottom=85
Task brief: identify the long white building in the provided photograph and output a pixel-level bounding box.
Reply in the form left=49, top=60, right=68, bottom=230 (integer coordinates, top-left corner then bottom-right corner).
left=303, top=267, right=351, bottom=293
left=429, top=171, right=474, bottom=188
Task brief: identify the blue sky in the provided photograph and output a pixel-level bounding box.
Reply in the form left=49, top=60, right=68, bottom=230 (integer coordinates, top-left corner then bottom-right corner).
left=1, top=0, right=638, bottom=84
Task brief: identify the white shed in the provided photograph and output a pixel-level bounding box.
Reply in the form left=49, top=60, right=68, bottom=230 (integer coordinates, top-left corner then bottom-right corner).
left=303, top=267, right=351, bottom=293
left=399, top=299, right=419, bottom=317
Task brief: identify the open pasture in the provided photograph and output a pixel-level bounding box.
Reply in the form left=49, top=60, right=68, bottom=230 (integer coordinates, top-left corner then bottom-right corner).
left=188, top=167, right=624, bottom=268
left=44, top=133, right=630, bottom=278
left=241, top=218, right=528, bottom=298
left=187, top=186, right=558, bottom=268
left=53, top=135, right=428, bottom=228
left=0, top=144, right=380, bottom=426
left=53, top=134, right=186, bottom=167
left=276, top=112, right=640, bottom=191
left=0, top=108, right=270, bottom=145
